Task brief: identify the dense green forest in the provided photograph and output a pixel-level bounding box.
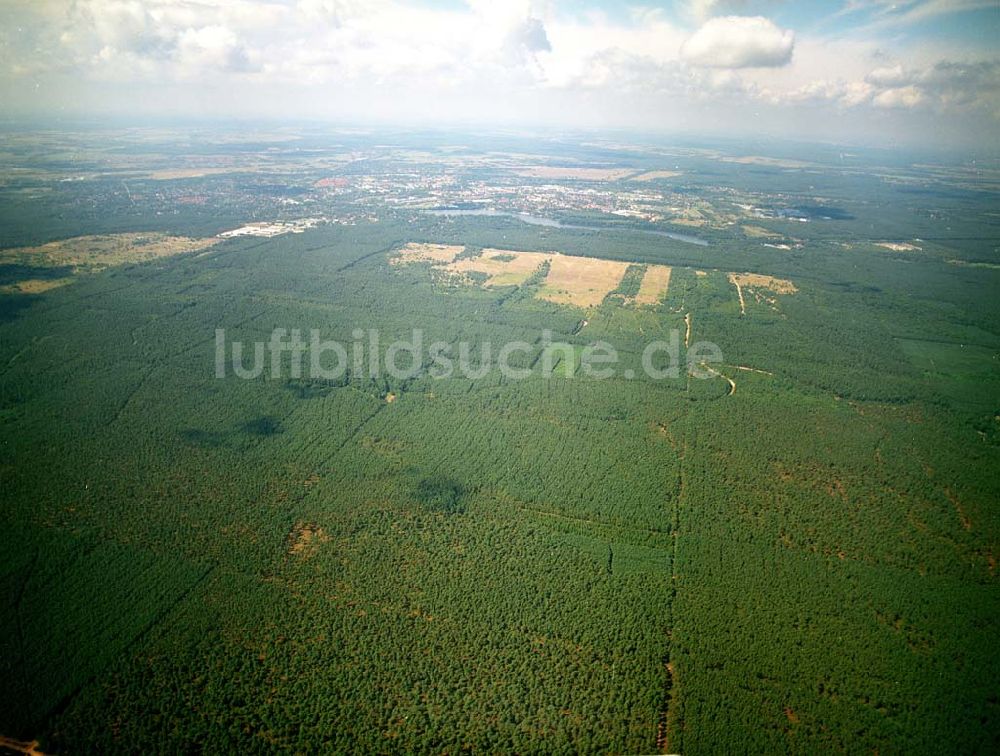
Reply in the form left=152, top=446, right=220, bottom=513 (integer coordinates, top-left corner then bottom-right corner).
left=1, top=134, right=999, bottom=752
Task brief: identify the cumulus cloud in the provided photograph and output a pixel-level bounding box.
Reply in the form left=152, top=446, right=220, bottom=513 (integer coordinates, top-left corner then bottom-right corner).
left=176, top=25, right=255, bottom=74
left=861, top=59, right=1000, bottom=110
left=0, top=0, right=995, bottom=145
left=872, top=85, right=927, bottom=109
left=681, top=16, right=794, bottom=68
left=757, top=56, right=1000, bottom=115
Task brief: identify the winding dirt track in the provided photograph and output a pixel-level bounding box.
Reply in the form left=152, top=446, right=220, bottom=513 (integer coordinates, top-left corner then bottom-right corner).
left=732, top=280, right=746, bottom=316
left=699, top=363, right=736, bottom=396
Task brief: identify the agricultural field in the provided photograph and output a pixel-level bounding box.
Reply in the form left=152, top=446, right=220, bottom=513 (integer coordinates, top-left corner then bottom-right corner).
left=0, top=127, right=998, bottom=754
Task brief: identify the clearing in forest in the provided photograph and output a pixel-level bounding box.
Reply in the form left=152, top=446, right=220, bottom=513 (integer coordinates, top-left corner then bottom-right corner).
left=0, top=233, right=217, bottom=274
left=634, top=265, right=672, bottom=305
left=537, top=254, right=631, bottom=307
left=288, top=522, right=329, bottom=558
left=728, top=272, right=798, bottom=295
left=876, top=241, right=922, bottom=252
left=742, top=225, right=782, bottom=239
left=446, top=248, right=553, bottom=286
left=728, top=272, right=797, bottom=315
left=720, top=155, right=814, bottom=169
left=395, top=243, right=668, bottom=309
left=630, top=170, right=682, bottom=182
left=393, top=242, right=465, bottom=264
left=512, top=166, right=635, bottom=181
left=0, top=278, right=73, bottom=295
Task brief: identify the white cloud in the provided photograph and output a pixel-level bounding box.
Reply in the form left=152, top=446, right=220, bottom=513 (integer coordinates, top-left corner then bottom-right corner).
left=0, top=0, right=995, bottom=146
left=873, top=85, right=927, bottom=109
left=866, top=64, right=910, bottom=87
left=681, top=16, right=794, bottom=68
left=176, top=25, right=254, bottom=74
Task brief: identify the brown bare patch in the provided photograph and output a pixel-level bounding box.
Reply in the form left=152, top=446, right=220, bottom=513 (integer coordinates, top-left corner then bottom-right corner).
left=385, top=393, right=397, bottom=404
left=635, top=265, right=672, bottom=305
left=826, top=479, right=847, bottom=500
left=537, top=254, right=630, bottom=307
left=784, top=707, right=799, bottom=724
left=288, top=522, right=329, bottom=558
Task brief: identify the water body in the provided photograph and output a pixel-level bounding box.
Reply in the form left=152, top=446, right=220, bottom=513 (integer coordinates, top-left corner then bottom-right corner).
left=425, top=208, right=710, bottom=247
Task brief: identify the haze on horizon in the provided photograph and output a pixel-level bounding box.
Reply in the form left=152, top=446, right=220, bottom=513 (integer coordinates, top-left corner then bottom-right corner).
left=1, top=0, right=998, bottom=151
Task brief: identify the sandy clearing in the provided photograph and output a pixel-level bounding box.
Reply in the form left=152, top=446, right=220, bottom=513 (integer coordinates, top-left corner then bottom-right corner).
left=630, top=170, right=682, bottom=182
left=729, top=272, right=797, bottom=316
left=393, top=243, right=466, bottom=264
left=537, top=254, right=630, bottom=307
left=876, top=241, right=922, bottom=252
left=0, top=278, right=73, bottom=295
left=512, top=166, right=636, bottom=181
left=446, top=248, right=554, bottom=286
left=742, top=225, right=781, bottom=239
left=721, top=156, right=814, bottom=169
left=0, top=233, right=218, bottom=274
left=728, top=272, right=797, bottom=295
left=684, top=312, right=692, bottom=349
left=634, top=265, right=672, bottom=305
left=147, top=167, right=247, bottom=180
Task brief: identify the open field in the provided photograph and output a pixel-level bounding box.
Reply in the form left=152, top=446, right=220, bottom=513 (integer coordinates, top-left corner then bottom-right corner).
left=635, top=264, right=672, bottom=305
left=397, top=245, right=637, bottom=308
left=446, top=248, right=553, bottom=286
left=537, top=254, right=631, bottom=307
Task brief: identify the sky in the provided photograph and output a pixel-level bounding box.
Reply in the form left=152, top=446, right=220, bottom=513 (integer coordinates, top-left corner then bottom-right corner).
left=0, top=0, right=998, bottom=149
